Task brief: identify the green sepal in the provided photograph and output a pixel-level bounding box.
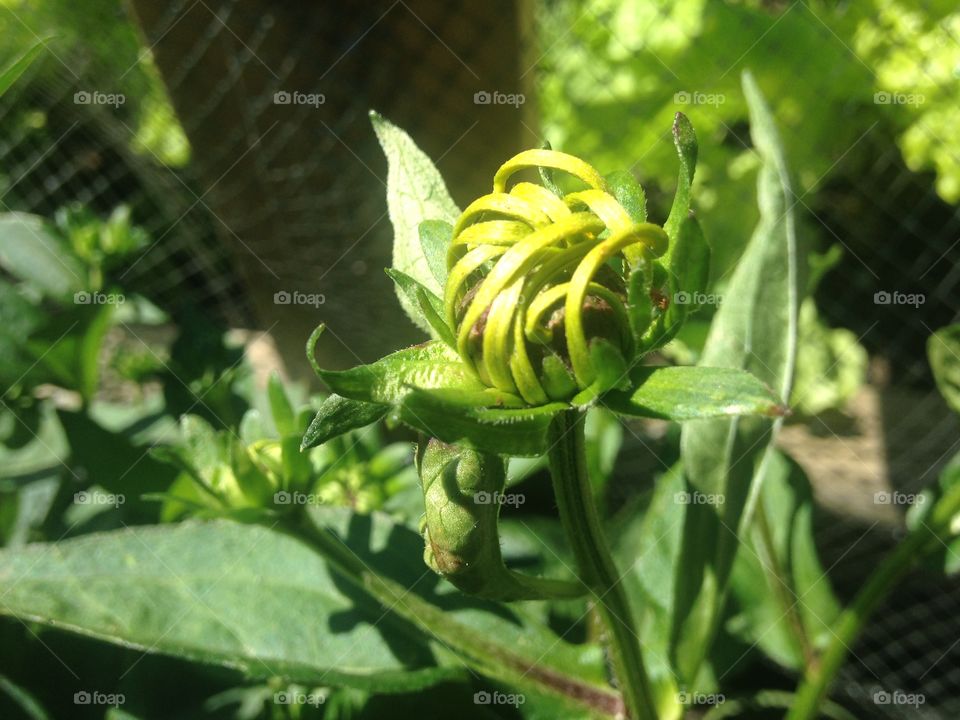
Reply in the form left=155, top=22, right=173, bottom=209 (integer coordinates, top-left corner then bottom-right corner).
left=301, top=394, right=389, bottom=450
left=400, top=389, right=566, bottom=457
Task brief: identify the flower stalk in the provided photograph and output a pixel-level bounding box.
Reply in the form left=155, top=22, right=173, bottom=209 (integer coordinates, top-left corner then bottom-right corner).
left=548, top=409, right=658, bottom=720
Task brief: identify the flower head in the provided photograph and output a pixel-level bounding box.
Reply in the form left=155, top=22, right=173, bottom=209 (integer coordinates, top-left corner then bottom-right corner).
left=445, top=149, right=668, bottom=404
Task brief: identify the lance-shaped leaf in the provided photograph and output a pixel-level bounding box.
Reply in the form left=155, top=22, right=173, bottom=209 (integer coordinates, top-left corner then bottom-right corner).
left=400, top=389, right=566, bottom=457
left=371, top=112, right=460, bottom=333
left=0, top=521, right=463, bottom=691
left=0, top=40, right=46, bottom=97
left=385, top=268, right=454, bottom=345
left=662, top=112, right=698, bottom=257
left=671, top=71, right=802, bottom=686
left=315, top=340, right=488, bottom=405
left=728, top=450, right=841, bottom=671
left=301, top=394, right=388, bottom=450
left=419, top=220, right=453, bottom=288
left=604, top=366, right=785, bottom=420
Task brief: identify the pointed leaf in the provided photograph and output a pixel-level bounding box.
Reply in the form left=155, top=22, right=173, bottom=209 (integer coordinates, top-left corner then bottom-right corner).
left=384, top=268, right=454, bottom=345
left=604, top=366, right=784, bottom=420
left=371, top=112, right=460, bottom=332
left=672, top=71, right=802, bottom=685
left=301, top=394, right=388, bottom=450
left=419, top=220, right=453, bottom=288
left=0, top=40, right=46, bottom=97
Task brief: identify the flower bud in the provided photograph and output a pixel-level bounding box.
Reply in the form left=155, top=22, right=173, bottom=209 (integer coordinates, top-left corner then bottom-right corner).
left=444, top=149, right=668, bottom=404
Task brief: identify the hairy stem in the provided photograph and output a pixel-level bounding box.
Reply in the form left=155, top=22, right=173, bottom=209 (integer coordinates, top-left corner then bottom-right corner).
left=548, top=409, right=658, bottom=720
left=787, top=479, right=960, bottom=720
left=290, top=513, right=624, bottom=717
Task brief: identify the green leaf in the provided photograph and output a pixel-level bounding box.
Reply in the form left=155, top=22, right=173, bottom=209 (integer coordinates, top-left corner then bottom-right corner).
left=316, top=340, right=487, bottom=405
left=728, top=450, right=841, bottom=671
left=614, top=464, right=686, bottom=714
left=0, top=213, right=84, bottom=299
left=370, top=112, right=460, bottom=333
left=267, top=372, right=297, bottom=436
left=664, top=213, right=711, bottom=331
left=604, top=366, right=784, bottom=421
left=0, top=520, right=463, bottom=691
left=304, top=506, right=614, bottom=708
left=0, top=40, right=46, bottom=97
left=419, top=220, right=453, bottom=287
left=0, top=673, right=50, bottom=720
left=663, top=112, right=698, bottom=253
left=928, top=324, right=960, bottom=415
left=400, top=389, right=566, bottom=457
left=672, top=71, right=802, bottom=686
left=301, top=394, right=388, bottom=450
left=384, top=268, right=454, bottom=345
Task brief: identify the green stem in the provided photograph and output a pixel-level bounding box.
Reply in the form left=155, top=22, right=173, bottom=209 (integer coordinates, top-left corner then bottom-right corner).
left=289, top=513, right=624, bottom=717
left=548, top=409, right=658, bottom=720
left=787, top=480, right=960, bottom=720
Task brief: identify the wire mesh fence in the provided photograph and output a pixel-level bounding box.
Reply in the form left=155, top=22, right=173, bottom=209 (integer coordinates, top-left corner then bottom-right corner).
left=1, top=0, right=959, bottom=717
